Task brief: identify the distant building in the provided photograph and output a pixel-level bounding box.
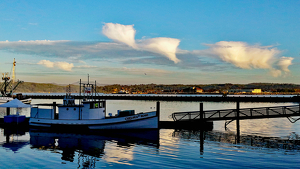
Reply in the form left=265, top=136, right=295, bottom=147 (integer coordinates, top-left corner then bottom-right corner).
left=195, top=87, right=203, bottom=93
left=112, top=88, right=118, bottom=93
left=182, top=87, right=203, bottom=93
left=252, top=89, right=262, bottom=93
left=228, top=89, right=262, bottom=93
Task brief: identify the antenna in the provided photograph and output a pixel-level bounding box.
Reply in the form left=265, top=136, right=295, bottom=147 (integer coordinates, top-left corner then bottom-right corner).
left=66, top=84, right=71, bottom=94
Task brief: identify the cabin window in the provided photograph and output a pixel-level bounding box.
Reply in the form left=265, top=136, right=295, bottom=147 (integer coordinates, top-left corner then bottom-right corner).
left=66, top=108, right=69, bottom=111
left=74, top=108, right=76, bottom=111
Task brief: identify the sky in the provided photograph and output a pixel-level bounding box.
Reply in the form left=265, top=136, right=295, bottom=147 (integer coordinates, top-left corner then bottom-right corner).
left=0, top=0, right=299, bottom=85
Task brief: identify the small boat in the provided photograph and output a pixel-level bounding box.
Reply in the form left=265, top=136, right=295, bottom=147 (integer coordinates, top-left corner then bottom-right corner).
left=0, top=95, right=32, bottom=104
left=29, top=77, right=159, bottom=130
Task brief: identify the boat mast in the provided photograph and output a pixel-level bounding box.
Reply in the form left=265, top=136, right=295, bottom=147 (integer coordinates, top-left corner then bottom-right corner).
left=95, top=80, right=96, bottom=97
left=79, top=79, right=81, bottom=98
left=88, top=74, right=89, bottom=85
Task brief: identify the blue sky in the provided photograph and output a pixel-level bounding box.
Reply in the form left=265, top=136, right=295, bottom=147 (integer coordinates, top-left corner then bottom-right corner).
left=0, top=0, right=299, bottom=84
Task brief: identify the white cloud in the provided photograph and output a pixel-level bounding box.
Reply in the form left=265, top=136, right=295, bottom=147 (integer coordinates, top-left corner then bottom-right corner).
left=204, top=41, right=293, bottom=77
left=37, top=60, right=54, bottom=68
left=56, top=61, right=74, bottom=71
left=277, top=56, right=293, bottom=73
left=269, top=68, right=282, bottom=77
left=139, top=37, right=180, bottom=63
left=268, top=56, right=294, bottom=77
left=0, top=32, right=294, bottom=78
left=75, top=65, right=97, bottom=68
left=207, top=41, right=280, bottom=69
left=102, top=23, right=137, bottom=49
left=38, top=60, right=74, bottom=71
left=0, top=40, right=69, bottom=45
left=102, top=23, right=181, bottom=63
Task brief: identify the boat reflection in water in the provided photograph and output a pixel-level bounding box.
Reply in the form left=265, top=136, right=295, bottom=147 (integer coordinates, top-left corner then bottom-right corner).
left=29, top=129, right=159, bottom=168
left=172, top=130, right=300, bottom=154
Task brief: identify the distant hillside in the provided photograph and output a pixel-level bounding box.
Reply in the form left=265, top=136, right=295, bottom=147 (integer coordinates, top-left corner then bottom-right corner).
left=3, top=81, right=300, bottom=94
left=13, top=82, right=80, bottom=93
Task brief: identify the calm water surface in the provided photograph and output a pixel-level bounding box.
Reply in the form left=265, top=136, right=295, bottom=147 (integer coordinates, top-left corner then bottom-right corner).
left=0, top=99, right=300, bottom=168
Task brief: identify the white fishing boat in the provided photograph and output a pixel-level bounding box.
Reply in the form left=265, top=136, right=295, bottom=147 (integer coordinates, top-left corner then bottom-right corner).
left=29, top=77, right=159, bottom=130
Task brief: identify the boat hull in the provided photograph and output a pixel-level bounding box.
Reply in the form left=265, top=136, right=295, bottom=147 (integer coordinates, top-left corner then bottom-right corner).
left=29, top=111, right=158, bottom=130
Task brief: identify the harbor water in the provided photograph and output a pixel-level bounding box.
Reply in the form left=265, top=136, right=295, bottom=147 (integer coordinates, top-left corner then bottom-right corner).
left=0, top=98, right=300, bottom=168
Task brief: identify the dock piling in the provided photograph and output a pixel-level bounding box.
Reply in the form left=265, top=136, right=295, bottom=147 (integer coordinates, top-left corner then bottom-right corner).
left=6, top=100, right=10, bottom=116
left=53, top=102, right=58, bottom=119
left=156, top=101, right=160, bottom=128
left=236, top=101, right=240, bottom=143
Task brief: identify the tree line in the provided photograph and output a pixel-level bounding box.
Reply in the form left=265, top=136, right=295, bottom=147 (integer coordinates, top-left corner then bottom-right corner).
left=6, top=82, right=300, bottom=94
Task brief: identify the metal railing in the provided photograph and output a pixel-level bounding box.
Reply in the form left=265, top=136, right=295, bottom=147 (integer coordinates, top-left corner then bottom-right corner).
left=172, top=105, right=300, bottom=121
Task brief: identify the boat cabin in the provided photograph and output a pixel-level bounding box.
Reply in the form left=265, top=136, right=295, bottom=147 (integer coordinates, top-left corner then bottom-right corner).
left=31, top=94, right=106, bottom=120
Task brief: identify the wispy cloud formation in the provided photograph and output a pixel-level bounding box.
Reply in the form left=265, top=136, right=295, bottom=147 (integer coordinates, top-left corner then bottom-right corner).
left=37, top=60, right=74, bottom=71
left=102, top=23, right=181, bottom=63
left=0, top=40, right=68, bottom=45
left=37, top=60, right=54, bottom=68
left=0, top=26, right=294, bottom=78
left=103, top=23, right=137, bottom=49
left=203, top=41, right=293, bottom=77
left=277, top=56, right=293, bottom=73
left=206, top=41, right=279, bottom=69
left=272, top=56, right=294, bottom=77
left=139, top=37, right=180, bottom=63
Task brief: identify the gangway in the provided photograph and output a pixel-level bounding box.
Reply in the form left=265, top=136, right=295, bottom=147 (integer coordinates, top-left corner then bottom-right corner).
left=171, top=102, right=300, bottom=143
left=172, top=104, right=300, bottom=122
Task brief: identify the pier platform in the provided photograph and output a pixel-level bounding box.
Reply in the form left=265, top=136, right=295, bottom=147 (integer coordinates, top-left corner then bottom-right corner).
left=159, top=121, right=213, bottom=130
left=24, top=94, right=300, bottom=102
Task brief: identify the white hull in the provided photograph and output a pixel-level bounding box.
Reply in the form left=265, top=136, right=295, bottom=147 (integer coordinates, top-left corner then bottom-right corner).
left=29, top=111, right=158, bottom=130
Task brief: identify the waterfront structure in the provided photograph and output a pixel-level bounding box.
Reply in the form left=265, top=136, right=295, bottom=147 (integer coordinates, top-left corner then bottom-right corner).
left=195, top=87, right=203, bottom=93
left=228, top=88, right=262, bottom=93
left=182, top=87, right=203, bottom=93
left=29, top=78, right=159, bottom=130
